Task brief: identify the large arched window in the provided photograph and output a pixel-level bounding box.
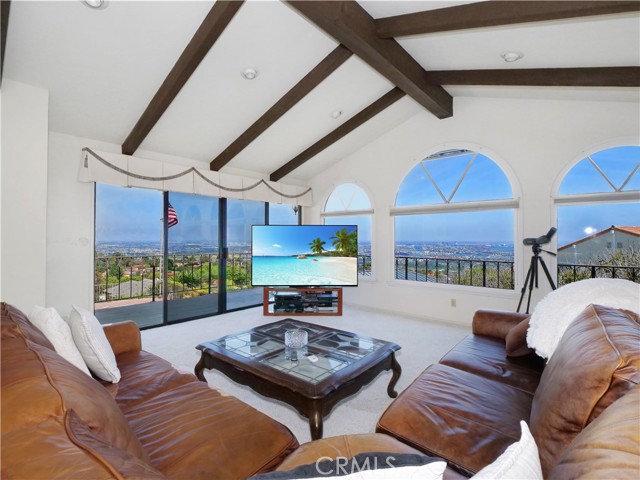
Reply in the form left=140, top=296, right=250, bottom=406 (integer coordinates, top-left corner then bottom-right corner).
left=392, top=149, right=518, bottom=289
left=322, top=183, right=373, bottom=276
left=555, top=145, right=639, bottom=285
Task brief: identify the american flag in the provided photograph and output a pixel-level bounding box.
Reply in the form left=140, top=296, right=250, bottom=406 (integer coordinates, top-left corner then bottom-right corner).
left=167, top=203, right=178, bottom=228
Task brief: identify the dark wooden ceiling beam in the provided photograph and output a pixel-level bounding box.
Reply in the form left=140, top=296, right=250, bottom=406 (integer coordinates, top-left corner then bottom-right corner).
left=122, top=0, right=244, bottom=156
left=426, top=67, right=640, bottom=87
left=286, top=1, right=452, bottom=119
left=210, top=44, right=353, bottom=171
left=270, top=87, right=405, bottom=182
left=375, top=1, right=640, bottom=38
left=1, top=0, right=11, bottom=86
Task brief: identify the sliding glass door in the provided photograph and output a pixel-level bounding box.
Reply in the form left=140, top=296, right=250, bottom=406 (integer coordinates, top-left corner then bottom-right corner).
left=94, top=184, right=164, bottom=327
left=226, top=199, right=265, bottom=310
left=95, top=184, right=301, bottom=327
left=166, top=192, right=220, bottom=323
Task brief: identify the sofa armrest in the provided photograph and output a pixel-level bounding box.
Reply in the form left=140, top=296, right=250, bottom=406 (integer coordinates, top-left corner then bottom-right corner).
left=102, top=321, right=142, bottom=356
left=472, top=310, right=530, bottom=340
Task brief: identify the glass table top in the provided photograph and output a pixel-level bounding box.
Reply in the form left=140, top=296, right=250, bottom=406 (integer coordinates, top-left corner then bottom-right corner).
left=200, top=319, right=395, bottom=385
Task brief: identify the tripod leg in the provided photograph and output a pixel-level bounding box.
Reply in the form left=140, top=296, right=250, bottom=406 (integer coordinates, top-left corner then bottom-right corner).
left=517, top=256, right=535, bottom=312
left=537, top=256, right=557, bottom=290
left=526, top=256, right=537, bottom=314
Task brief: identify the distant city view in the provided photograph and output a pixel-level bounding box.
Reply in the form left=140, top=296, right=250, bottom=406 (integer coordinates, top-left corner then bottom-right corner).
left=394, top=241, right=513, bottom=262
left=96, top=239, right=513, bottom=262
left=96, top=241, right=248, bottom=256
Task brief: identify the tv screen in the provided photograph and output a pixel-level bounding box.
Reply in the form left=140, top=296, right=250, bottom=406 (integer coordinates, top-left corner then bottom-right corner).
left=251, top=225, right=358, bottom=287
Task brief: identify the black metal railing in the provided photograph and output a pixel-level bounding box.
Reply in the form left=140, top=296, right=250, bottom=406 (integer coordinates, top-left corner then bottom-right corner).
left=94, top=252, right=253, bottom=304
left=557, top=263, right=639, bottom=286
left=94, top=254, right=164, bottom=303
left=394, top=255, right=515, bottom=289
left=358, top=255, right=372, bottom=276
left=96, top=253, right=638, bottom=303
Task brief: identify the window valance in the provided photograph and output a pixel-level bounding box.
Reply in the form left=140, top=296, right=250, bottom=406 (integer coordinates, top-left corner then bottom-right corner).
left=78, top=147, right=313, bottom=207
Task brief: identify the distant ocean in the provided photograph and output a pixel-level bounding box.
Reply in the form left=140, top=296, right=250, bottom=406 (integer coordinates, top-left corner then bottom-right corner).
left=96, top=240, right=514, bottom=262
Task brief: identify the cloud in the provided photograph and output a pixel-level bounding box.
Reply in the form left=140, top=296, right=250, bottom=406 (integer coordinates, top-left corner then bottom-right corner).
left=272, top=243, right=282, bottom=248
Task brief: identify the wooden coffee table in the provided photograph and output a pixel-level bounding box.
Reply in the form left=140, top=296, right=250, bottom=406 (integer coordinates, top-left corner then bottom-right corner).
left=194, top=318, right=401, bottom=440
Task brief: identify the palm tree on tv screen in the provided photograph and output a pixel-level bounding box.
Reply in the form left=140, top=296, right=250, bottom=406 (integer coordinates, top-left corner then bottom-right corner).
left=309, top=238, right=326, bottom=255
left=330, top=228, right=357, bottom=257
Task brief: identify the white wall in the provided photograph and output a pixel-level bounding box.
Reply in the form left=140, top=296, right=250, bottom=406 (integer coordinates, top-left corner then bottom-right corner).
left=305, top=96, right=640, bottom=326
left=1, top=80, right=49, bottom=312
left=46, top=133, right=123, bottom=314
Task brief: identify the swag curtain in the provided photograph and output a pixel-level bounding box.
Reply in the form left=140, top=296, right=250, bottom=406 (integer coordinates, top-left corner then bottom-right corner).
left=78, top=147, right=313, bottom=207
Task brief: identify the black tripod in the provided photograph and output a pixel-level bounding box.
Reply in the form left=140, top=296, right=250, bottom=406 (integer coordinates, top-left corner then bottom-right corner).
left=517, top=243, right=557, bottom=314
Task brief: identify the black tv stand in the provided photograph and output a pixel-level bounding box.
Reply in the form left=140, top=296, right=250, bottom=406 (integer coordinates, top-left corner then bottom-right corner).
left=263, top=287, right=342, bottom=316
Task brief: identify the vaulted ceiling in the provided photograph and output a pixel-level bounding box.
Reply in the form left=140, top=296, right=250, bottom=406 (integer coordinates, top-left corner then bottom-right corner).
left=3, top=1, right=639, bottom=183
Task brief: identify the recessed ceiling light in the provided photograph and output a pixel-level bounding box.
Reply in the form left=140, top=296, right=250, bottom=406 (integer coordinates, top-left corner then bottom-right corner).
left=241, top=68, right=258, bottom=80
left=82, top=0, right=105, bottom=8
left=501, top=51, right=523, bottom=63
left=330, top=110, right=342, bottom=119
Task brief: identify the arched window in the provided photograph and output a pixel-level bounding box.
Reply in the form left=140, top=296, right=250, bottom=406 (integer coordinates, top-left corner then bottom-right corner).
left=392, top=149, right=517, bottom=289
left=322, top=183, right=373, bottom=276
left=555, top=145, right=639, bottom=285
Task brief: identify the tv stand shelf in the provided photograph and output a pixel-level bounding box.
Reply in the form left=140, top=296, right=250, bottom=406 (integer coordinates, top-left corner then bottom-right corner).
left=263, top=287, right=342, bottom=316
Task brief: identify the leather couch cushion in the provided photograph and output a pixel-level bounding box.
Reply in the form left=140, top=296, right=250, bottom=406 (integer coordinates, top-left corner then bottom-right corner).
left=376, top=363, right=533, bottom=475
left=2, top=336, right=66, bottom=432
left=114, top=350, right=197, bottom=413
left=472, top=310, right=529, bottom=339
left=505, top=317, right=534, bottom=357
left=65, top=409, right=165, bottom=479
left=1, top=416, right=118, bottom=479
left=530, top=304, right=640, bottom=477
left=276, top=434, right=467, bottom=480
left=124, top=381, right=299, bottom=479
left=2, top=302, right=54, bottom=349
left=548, top=386, right=640, bottom=480
left=30, top=341, right=149, bottom=462
left=439, top=334, right=543, bottom=393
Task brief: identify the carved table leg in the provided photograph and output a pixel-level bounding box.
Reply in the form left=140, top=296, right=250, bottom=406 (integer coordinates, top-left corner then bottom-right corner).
left=308, top=405, right=324, bottom=440
left=387, top=353, right=402, bottom=398
left=194, top=353, right=207, bottom=382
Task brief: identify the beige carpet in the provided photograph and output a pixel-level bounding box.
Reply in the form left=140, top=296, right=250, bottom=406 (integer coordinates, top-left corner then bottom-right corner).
left=141, top=304, right=469, bottom=444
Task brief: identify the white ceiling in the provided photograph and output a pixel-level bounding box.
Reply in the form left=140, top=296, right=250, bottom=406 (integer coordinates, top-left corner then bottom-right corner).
left=4, top=0, right=639, bottom=182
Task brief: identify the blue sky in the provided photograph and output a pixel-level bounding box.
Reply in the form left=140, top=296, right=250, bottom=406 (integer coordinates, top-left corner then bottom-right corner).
left=95, top=187, right=296, bottom=245
left=252, top=225, right=357, bottom=256
left=95, top=184, right=162, bottom=243
left=96, top=146, right=638, bottom=248
left=394, top=147, right=638, bottom=245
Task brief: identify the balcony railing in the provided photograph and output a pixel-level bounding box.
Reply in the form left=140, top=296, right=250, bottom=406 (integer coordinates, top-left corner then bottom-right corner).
left=358, top=255, right=372, bottom=276
left=557, top=263, right=639, bottom=286
left=95, top=253, right=638, bottom=304
left=395, top=255, right=515, bottom=289
left=94, top=252, right=253, bottom=304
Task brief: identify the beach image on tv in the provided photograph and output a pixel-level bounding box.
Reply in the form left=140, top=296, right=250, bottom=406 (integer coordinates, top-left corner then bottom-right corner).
left=251, top=225, right=358, bottom=286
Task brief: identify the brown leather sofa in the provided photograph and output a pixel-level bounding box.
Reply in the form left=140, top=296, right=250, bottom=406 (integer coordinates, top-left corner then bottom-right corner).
left=4, top=300, right=638, bottom=479
left=1, top=302, right=299, bottom=479
left=372, top=304, right=640, bottom=478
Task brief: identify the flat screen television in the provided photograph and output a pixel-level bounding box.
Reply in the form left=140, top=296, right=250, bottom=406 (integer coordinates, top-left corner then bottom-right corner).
left=251, top=225, right=358, bottom=287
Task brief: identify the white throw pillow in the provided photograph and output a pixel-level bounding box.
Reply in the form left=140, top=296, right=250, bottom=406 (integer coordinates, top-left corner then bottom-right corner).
left=472, top=421, right=542, bottom=480
left=527, top=278, right=640, bottom=359
left=28, top=306, right=92, bottom=376
left=67, top=304, right=121, bottom=383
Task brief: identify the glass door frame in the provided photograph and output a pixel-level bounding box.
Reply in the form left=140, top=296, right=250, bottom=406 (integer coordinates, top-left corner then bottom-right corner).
left=94, top=184, right=301, bottom=329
